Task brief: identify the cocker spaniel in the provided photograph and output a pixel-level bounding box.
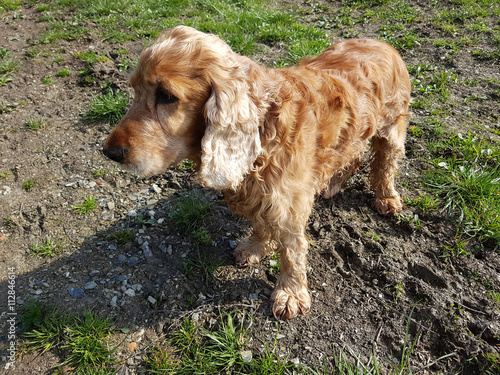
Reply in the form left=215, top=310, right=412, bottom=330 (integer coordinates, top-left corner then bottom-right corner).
left=103, top=26, right=411, bottom=320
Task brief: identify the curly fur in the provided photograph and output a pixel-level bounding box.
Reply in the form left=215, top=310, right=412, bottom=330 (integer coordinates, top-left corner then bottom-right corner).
left=103, top=26, right=411, bottom=320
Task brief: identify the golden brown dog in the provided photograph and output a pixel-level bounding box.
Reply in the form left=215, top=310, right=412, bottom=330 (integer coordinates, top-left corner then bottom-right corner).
left=103, top=26, right=411, bottom=320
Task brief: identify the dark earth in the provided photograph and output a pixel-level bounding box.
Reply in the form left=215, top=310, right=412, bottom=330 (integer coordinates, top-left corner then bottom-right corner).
left=1, top=1, right=499, bottom=374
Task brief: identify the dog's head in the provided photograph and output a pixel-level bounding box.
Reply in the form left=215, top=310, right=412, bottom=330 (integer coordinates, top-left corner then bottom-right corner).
left=103, top=26, right=266, bottom=190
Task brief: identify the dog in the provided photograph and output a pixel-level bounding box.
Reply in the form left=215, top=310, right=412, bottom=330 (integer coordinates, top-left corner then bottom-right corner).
left=103, top=26, right=411, bottom=320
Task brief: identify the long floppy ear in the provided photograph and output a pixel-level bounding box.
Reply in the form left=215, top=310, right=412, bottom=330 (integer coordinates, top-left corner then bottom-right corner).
left=199, top=57, right=264, bottom=191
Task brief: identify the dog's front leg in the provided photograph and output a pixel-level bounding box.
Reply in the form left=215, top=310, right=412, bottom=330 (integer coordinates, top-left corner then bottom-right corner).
left=271, top=230, right=311, bottom=320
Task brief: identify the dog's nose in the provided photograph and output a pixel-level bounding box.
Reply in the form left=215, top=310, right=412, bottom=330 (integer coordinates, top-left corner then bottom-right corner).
left=103, top=146, right=127, bottom=164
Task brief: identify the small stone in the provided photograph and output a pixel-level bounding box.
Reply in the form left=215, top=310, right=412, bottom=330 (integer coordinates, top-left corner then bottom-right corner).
left=108, top=244, right=116, bottom=250
left=110, top=296, right=118, bottom=307
left=291, top=357, right=300, bottom=364
left=128, top=257, right=139, bottom=266
left=118, top=254, right=127, bottom=263
left=240, top=350, right=253, bottom=363
left=148, top=296, right=157, bottom=305
left=167, top=245, right=173, bottom=255
left=249, top=293, right=259, bottom=301
left=152, top=184, right=162, bottom=193
left=88, top=181, right=96, bottom=188
left=132, top=284, right=142, bottom=292
left=229, top=240, right=237, bottom=249
left=107, top=201, right=115, bottom=210
left=124, top=288, right=136, bottom=297
left=84, top=281, right=98, bottom=290
left=102, top=214, right=114, bottom=221
left=67, top=287, right=84, bottom=298
left=269, top=260, right=278, bottom=267
left=128, top=209, right=137, bottom=217
left=142, top=242, right=153, bottom=258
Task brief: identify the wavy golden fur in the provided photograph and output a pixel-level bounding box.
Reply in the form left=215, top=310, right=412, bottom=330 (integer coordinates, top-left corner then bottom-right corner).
left=103, top=26, right=411, bottom=320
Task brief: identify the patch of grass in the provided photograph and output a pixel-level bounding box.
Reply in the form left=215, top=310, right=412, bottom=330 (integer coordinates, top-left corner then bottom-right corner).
left=0, top=49, right=19, bottom=75
left=73, top=196, right=97, bottom=215
left=405, top=192, right=439, bottom=213
left=109, top=229, right=135, bottom=245
left=74, top=51, right=110, bottom=65
left=22, top=307, right=116, bottom=373
left=22, top=179, right=37, bottom=191
left=425, top=142, right=500, bottom=244
left=90, top=168, right=108, bottom=178
left=0, top=0, right=21, bottom=11
left=192, top=227, right=212, bottom=245
left=0, top=74, right=12, bottom=86
left=19, top=299, right=46, bottom=330
left=56, top=68, right=71, bottom=77
left=147, top=311, right=298, bottom=374
left=86, top=89, right=129, bottom=124
left=176, top=159, right=196, bottom=171
left=170, top=191, right=213, bottom=233
left=29, top=239, right=63, bottom=257
left=26, top=116, right=46, bottom=130
left=183, top=246, right=221, bottom=283
left=41, top=75, right=52, bottom=85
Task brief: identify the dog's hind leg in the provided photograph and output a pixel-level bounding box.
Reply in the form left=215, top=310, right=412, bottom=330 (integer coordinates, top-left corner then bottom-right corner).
left=322, top=156, right=363, bottom=199
left=234, top=224, right=274, bottom=266
left=370, top=114, right=408, bottom=215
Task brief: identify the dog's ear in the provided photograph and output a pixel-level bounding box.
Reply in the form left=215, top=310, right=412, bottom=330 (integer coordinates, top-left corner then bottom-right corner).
left=199, top=59, right=264, bottom=190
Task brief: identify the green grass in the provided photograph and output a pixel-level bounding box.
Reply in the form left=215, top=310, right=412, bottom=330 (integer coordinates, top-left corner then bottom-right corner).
left=170, top=191, right=213, bottom=233
left=73, top=196, right=97, bottom=214
left=109, top=229, right=135, bottom=245
left=425, top=133, right=500, bottom=245
left=22, top=306, right=116, bottom=373
left=56, top=68, right=71, bottom=77
left=22, top=179, right=37, bottom=191
left=29, top=239, right=63, bottom=257
left=86, top=89, right=129, bottom=124
left=90, top=168, right=109, bottom=178
left=26, top=116, right=47, bottom=130
left=147, top=311, right=297, bottom=374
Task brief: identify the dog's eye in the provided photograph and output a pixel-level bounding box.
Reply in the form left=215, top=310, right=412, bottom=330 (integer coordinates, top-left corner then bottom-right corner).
left=156, top=89, right=177, bottom=105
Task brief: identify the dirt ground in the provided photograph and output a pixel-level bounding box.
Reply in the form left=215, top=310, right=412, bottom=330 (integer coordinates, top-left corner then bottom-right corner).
left=1, top=1, right=499, bottom=374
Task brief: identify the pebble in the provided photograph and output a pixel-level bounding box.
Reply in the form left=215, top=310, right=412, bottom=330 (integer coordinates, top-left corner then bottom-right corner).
left=84, top=281, right=98, bottom=290
left=142, top=242, right=153, bottom=258
left=67, top=287, right=84, bottom=298
left=249, top=293, right=259, bottom=301
left=107, top=201, right=115, bottom=210
left=148, top=296, right=157, bottom=305
left=229, top=240, right=237, bottom=249
left=240, top=350, right=253, bottom=363
left=110, top=296, right=118, bottom=307
left=151, top=184, right=161, bottom=193
left=108, top=244, right=116, bottom=250
left=118, top=254, right=127, bottom=263
left=124, top=288, right=136, bottom=297
left=128, top=257, right=139, bottom=266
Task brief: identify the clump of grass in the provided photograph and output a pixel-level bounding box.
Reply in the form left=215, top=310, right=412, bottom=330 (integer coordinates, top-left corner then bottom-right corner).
left=73, top=196, right=97, bottom=214
left=56, top=68, right=70, bottom=77
left=22, top=306, right=116, bottom=373
left=183, top=246, right=221, bottom=283
left=0, top=48, right=19, bottom=74
left=26, top=116, right=46, bottom=130
left=41, top=75, right=52, bottom=85
left=86, top=89, right=129, bottom=124
left=22, top=179, right=37, bottom=191
left=109, top=229, right=135, bottom=245
left=170, top=191, right=213, bottom=233
left=29, top=239, right=63, bottom=257
left=90, top=168, right=108, bottom=178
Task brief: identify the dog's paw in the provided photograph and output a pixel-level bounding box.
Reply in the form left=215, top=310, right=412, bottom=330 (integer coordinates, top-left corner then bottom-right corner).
left=373, top=196, right=403, bottom=215
left=271, top=287, right=311, bottom=320
left=233, top=239, right=264, bottom=267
